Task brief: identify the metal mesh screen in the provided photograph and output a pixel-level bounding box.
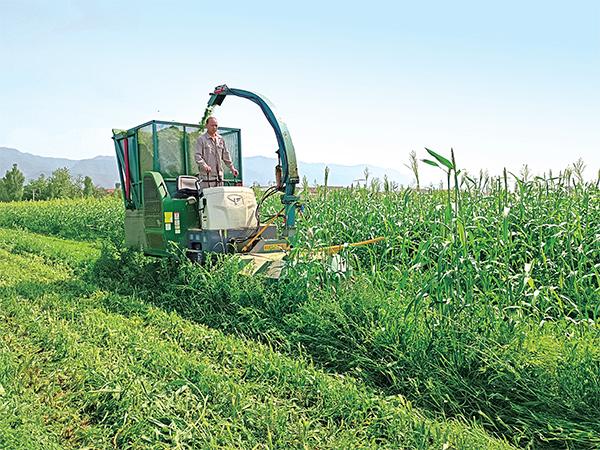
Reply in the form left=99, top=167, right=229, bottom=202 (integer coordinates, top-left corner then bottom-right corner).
left=221, top=130, right=241, bottom=181
left=133, top=122, right=241, bottom=181
left=156, top=124, right=184, bottom=177
left=146, top=232, right=165, bottom=250
left=185, top=125, right=202, bottom=175
left=143, top=175, right=162, bottom=228
left=137, top=125, right=154, bottom=175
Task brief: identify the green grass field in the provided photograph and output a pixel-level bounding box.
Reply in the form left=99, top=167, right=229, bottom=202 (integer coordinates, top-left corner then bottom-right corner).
left=0, top=171, right=598, bottom=448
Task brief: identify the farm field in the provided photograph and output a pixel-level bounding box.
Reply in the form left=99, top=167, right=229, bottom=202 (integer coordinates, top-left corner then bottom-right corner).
left=0, top=173, right=598, bottom=449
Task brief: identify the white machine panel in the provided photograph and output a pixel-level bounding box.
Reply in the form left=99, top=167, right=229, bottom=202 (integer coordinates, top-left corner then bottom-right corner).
left=201, top=187, right=258, bottom=230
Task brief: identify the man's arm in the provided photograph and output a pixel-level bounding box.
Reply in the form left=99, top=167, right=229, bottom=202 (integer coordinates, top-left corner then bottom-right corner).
left=195, top=138, right=211, bottom=173
left=220, top=138, right=238, bottom=177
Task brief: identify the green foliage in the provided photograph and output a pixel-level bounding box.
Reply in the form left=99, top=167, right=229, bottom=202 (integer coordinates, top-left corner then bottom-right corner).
left=1, top=161, right=599, bottom=448
left=0, top=164, right=25, bottom=202
left=82, top=175, right=95, bottom=197
left=0, top=197, right=123, bottom=244
left=22, top=174, right=50, bottom=201
left=20, top=167, right=108, bottom=201
left=47, top=167, right=80, bottom=199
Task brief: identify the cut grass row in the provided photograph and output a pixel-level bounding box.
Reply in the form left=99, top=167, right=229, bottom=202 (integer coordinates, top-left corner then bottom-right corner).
left=113, top=251, right=600, bottom=449
left=0, top=228, right=101, bottom=268
left=0, top=236, right=511, bottom=449
left=0, top=197, right=123, bottom=244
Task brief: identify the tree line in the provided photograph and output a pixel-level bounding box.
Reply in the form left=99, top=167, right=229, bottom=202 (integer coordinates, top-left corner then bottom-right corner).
left=0, top=164, right=115, bottom=202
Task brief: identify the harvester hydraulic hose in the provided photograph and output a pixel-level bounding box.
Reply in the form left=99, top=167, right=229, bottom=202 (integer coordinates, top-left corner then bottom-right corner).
left=315, top=236, right=385, bottom=255
left=242, top=206, right=286, bottom=253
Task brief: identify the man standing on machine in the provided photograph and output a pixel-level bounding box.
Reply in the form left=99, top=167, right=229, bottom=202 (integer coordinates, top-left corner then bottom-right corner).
left=195, top=116, right=239, bottom=187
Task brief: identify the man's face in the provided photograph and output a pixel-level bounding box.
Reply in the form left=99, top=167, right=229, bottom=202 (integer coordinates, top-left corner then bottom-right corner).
left=207, top=118, right=218, bottom=136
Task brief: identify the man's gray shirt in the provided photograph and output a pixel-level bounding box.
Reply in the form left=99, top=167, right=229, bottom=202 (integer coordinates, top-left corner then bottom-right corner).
left=195, top=132, right=234, bottom=181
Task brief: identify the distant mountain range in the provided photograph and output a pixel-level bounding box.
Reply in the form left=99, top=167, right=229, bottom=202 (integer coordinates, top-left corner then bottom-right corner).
left=0, top=147, right=117, bottom=188
left=0, top=147, right=410, bottom=188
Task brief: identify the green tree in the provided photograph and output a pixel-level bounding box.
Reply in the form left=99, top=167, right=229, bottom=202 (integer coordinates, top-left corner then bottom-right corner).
left=23, top=174, right=50, bottom=201
left=1, top=164, right=25, bottom=201
left=48, top=167, right=81, bottom=199
left=0, top=179, right=6, bottom=201
left=83, top=176, right=96, bottom=197
left=112, top=183, right=122, bottom=198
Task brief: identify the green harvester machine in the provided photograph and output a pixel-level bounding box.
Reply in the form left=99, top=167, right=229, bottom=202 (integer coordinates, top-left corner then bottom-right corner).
left=112, top=85, right=301, bottom=277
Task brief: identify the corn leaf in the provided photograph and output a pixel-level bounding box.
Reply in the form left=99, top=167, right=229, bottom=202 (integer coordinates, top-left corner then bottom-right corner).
left=421, top=159, right=440, bottom=169
left=425, top=148, right=454, bottom=170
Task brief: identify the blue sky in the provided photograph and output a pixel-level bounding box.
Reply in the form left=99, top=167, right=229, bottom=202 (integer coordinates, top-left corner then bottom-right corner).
left=1, top=0, right=598, bottom=184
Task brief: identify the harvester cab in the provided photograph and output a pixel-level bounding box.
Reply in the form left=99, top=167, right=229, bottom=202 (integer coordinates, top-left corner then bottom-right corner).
left=112, top=85, right=300, bottom=276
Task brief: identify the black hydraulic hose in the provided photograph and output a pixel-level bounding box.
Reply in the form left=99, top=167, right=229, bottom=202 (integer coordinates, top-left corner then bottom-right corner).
left=231, top=185, right=279, bottom=245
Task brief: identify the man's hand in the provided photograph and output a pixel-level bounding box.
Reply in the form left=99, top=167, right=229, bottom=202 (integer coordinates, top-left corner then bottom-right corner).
left=203, top=164, right=211, bottom=174
left=232, top=168, right=239, bottom=178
